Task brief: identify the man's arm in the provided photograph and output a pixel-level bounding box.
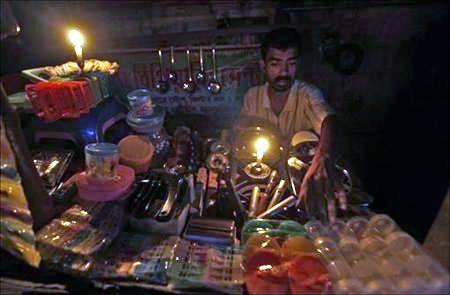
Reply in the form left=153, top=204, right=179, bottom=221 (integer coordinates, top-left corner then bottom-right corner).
left=298, top=90, right=346, bottom=222
left=316, top=114, right=337, bottom=160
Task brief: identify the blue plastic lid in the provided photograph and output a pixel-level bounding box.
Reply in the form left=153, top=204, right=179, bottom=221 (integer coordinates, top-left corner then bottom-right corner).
left=84, top=142, right=118, bottom=156
left=127, top=88, right=151, bottom=102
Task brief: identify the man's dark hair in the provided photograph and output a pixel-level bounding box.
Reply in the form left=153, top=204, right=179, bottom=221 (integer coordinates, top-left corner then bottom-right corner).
left=261, top=27, right=302, bottom=60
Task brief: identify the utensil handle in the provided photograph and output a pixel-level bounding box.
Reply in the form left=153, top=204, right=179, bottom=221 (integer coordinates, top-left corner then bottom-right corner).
left=212, top=47, right=217, bottom=80
left=186, top=49, right=192, bottom=80
left=257, top=195, right=296, bottom=219
left=158, top=49, right=164, bottom=80
left=199, top=47, right=204, bottom=71
left=170, top=46, right=175, bottom=67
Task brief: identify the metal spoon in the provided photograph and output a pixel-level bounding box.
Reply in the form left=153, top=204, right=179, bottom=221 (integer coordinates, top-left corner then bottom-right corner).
left=207, top=47, right=221, bottom=94
left=195, top=46, right=207, bottom=83
left=155, top=49, right=169, bottom=93
left=168, top=46, right=177, bottom=83
left=182, top=48, right=196, bottom=93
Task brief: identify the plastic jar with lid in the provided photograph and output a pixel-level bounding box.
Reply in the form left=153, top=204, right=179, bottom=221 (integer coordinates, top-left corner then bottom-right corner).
left=84, top=142, right=119, bottom=182
left=126, top=106, right=170, bottom=162
left=126, top=88, right=153, bottom=116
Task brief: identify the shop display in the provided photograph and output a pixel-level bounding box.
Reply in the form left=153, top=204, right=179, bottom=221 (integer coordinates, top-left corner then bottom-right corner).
left=2, top=47, right=448, bottom=295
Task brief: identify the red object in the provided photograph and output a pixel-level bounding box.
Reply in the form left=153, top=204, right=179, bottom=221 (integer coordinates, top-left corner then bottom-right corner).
left=287, top=254, right=331, bottom=294
left=245, top=249, right=289, bottom=295
left=25, top=81, right=95, bottom=122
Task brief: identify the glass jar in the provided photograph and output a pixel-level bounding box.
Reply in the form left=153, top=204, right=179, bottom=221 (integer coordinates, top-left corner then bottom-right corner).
left=126, top=88, right=153, bottom=116
left=126, top=107, right=170, bottom=164
left=84, top=142, right=119, bottom=181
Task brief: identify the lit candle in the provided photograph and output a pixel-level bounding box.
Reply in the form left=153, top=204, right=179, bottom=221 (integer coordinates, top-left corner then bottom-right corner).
left=254, top=137, right=269, bottom=165
left=68, top=29, right=85, bottom=72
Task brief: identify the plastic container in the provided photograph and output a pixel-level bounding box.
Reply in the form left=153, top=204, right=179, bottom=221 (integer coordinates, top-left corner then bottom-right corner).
left=241, top=219, right=307, bottom=245
left=84, top=143, right=119, bottom=182
left=126, top=106, right=165, bottom=134
left=126, top=107, right=170, bottom=157
left=118, top=135, right=154, bottom=173
left=126, top=88, right=152, bottom=116
left=25, top=81, right=95, bottom=122
left=241, top=220, right=330, bottom=295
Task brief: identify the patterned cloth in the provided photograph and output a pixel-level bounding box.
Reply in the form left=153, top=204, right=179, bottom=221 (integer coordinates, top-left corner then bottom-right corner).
left=240, top=80, right=334, bottom=139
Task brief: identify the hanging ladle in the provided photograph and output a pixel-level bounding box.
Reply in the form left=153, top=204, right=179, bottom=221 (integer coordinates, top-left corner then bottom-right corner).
left=195, top=46, right=207, bottom=83
left=155, top=49, right=169, bottom=94
left=207, top=47, right=221, bottom=94
left=182, top=48, right=196, bottom=93
left=168, top=46, right=177, bottom=83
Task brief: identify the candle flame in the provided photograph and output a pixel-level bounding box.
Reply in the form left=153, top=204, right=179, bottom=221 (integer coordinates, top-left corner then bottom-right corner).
left=255, top=137, right=269, bottom=162
left=68, top=29, right=84, bottom=47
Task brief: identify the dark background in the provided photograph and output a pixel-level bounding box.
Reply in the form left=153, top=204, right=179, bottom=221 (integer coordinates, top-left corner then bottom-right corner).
left=1, top=0, right=448, bottom=241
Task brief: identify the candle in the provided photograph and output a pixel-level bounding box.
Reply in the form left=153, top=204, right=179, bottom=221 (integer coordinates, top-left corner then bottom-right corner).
left=254, top=137, right=269, bottom=165
left=68, top=29, right=85, bottom=71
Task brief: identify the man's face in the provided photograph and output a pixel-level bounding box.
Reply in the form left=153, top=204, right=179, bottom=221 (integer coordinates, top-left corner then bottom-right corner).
left=261, top=47, right=299, bottom=92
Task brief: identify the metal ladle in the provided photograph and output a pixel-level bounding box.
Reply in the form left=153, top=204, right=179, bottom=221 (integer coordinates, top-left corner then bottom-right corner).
left=207, top=47, right=221, bottom=94
left=168, top=46, right=177, bottom=83
left=182, top=48, right=196, bottom=93
left=155, top=49, right=169, bottom=94
left=195, top=46, right=207, bottom=83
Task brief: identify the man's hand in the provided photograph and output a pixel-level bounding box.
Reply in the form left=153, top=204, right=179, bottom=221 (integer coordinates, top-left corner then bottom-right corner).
left=297, top=152, right=347, bottom=223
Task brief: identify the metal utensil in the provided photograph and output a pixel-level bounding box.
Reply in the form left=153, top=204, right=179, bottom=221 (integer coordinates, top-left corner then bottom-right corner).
left=182, top=48, right=196, bottom=93
left=168, top=46, right=177, bottom=83
left=195, top=46, right=207, bottom=83
left=267, top=179, right=288, bottom=209
left=248, top=185, right=260, bottom=218
left=266, top=170, right=280, bottom=196
left=156, top=177, right=184, bottom=221
left=155, top=49, right=169, bottom=93
left=257, top=195, right=296, bottom=219
left=207, top=47, right=221, bottom=94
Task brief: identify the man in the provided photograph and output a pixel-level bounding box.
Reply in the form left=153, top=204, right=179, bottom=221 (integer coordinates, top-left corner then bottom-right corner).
left=239, top=27, right=345, bottom=221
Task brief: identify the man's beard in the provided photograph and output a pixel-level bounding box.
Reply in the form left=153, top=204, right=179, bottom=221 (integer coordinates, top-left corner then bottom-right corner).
left=268, top=76, right=293, bottom=92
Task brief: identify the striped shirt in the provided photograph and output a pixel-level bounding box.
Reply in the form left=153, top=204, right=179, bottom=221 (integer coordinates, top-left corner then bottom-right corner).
left=240, top=80, right=334, bottom=138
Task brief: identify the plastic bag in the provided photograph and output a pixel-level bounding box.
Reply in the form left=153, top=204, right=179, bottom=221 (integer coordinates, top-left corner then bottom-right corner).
left=0, top=119, right=41, bottom=267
